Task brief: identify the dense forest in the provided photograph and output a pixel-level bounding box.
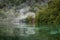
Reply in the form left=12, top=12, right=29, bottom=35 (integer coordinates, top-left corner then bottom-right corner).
left=36, top=0, right=60, bottom=25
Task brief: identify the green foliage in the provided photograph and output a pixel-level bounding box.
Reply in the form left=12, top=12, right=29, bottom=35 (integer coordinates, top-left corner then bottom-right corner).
left=0, top=9, right=7, bottom=18
left=25, top=16, right=33, bottom=24
left=35, top=0, right=60, bottom=26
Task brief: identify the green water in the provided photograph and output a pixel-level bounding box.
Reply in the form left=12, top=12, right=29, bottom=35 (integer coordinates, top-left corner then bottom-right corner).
left=0, top=25, right=60, bottom=40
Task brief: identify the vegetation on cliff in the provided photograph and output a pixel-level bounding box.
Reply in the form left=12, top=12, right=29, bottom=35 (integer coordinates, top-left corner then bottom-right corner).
left=36, top=0, right=60, bottom=25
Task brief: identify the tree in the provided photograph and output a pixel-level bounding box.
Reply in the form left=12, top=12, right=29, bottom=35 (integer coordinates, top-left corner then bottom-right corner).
left=35, top=0, right=60, bottom=26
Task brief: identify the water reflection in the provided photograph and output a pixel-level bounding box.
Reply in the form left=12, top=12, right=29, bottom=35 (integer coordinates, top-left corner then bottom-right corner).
left=14, top=23, right=36, bottom=36
left=0, top=25, right=60, bottom=40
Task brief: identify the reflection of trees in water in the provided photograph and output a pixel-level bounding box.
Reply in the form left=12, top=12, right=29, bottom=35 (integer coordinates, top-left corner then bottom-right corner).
left=0, top=25, right=60, bottom=40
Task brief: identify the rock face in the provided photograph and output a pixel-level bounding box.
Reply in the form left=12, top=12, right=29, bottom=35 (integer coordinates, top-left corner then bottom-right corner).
left=0, top=0, right=50, bottom=25
left=3, top=0, right=50, bottom=26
